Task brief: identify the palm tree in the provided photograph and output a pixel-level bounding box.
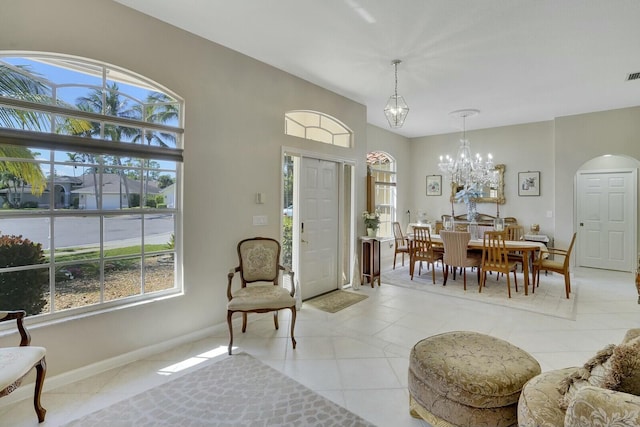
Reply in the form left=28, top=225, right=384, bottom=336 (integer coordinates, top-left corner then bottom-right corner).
left=75, top=83, right=135, bottom=207
left=0, top=64, right=49, bottom=196
left=129, top=92, right=178, bottom=199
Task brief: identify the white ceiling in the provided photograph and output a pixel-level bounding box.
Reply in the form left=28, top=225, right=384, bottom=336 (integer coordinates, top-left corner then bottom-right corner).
left=114, top=0, right=640, bottom=138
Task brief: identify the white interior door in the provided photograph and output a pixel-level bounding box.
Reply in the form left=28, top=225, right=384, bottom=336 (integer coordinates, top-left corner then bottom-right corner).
left=577, top=169, right=636, bottom=271
left=299, top=157, right=339, bottom=300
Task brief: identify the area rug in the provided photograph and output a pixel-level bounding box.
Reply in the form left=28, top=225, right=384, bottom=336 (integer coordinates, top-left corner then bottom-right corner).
left=382, top=265, right=578, bottom=320
left=306, top=289, right=368, bottom=313
left=63, top=353, right=375, bottom=427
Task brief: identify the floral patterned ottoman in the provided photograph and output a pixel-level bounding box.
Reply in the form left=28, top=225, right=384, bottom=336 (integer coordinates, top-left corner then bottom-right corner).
left=409, top=331, right=541, bottom=427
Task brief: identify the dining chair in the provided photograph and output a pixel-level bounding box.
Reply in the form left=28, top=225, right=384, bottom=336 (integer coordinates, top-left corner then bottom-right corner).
left=533, top=232, right=576, bottom=299
left=410, top=226, right=444, bottom=283
left=440, top=230, right=481, bottom=290
left=0, top=310, right=47, bottom=422
left=226, top=237, right=297, bottom=355
left=480, top=231, right=519, bottom=298
left=506, top=224, right=526, bottom=271
left=392, top=221, right=410, bottom=269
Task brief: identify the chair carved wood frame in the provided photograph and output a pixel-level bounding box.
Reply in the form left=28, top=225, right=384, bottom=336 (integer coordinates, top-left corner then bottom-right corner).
left=226, top=237, right=297, bottom=355
left=0, top=310, right=47, bottom=422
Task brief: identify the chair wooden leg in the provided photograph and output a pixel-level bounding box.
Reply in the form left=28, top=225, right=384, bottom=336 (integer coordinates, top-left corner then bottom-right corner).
left=513, top=270, right=518, bottom=293
left=463, top=268, right=467, bottom=290
left=242, top=312, right=248, bottom=333
left=506, top=273, right=512, bottom=298
left=564, top=274, right=571, bottom=298
left=443, top=265, right=449, bottom=286
left=273, top=311, right=279, bottom=330
left=227, top=311, right=234, bottom=355
left=431, top=262, right=436, bottom=284
left=34, top=357, right=46, bottom=423
left=393, top=253, right=397, bottom=269
left=479, top=271, right=485, bottom=293
left=289, top=306, right=297, bottom=349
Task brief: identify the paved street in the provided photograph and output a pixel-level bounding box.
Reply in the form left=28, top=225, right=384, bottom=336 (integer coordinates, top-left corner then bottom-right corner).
left=0, top=214, right=174, bottom=250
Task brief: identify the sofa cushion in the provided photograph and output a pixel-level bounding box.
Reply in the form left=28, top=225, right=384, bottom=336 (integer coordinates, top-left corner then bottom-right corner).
left=565, top=386, right=640, bottom=426
left=518, top=367, right=576, bottom=427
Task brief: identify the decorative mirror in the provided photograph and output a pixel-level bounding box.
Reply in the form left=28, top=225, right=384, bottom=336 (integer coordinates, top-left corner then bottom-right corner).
left=449, top=164, right=506, bottom=204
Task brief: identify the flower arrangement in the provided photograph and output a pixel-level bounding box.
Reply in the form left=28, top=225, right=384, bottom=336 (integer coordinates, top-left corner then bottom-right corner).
left=362, top=210, right=381, bottom=230
left=454, top=183, right=483, bottom=204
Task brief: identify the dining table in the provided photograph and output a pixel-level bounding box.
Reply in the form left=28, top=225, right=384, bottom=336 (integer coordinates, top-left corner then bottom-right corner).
left=407, top=233, right=549, bottom=295
left=412, top=233, right=548, bottom=295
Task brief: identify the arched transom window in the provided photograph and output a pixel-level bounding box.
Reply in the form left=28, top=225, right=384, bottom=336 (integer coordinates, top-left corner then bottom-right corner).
left=285, top=110, right=352, bottom=147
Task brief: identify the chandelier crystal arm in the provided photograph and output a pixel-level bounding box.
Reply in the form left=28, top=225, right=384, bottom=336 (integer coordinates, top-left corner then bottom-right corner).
left=438, top=109, right=498, bottom=197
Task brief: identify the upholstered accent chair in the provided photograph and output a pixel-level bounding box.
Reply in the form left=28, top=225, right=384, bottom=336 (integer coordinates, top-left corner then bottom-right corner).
left=0, top=310, right=46, bottom=422
left=533, top=232, right=576, bottom=299
left=480, top=231, right=519, bottom=297
left=440, top=230, right=481, bottom=290
left=226, top=237, right=297, bottom=355
left=518, top=328, right=640, bottom=426
left=410, top=226, right=444, bottom=283
left=392, top=221, right=410, bottom=269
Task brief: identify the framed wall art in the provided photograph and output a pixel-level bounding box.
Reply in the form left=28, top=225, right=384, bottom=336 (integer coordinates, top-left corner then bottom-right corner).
left=426, top=175, right=442, bottom=196
left=518, top=171, right=540, bottom=196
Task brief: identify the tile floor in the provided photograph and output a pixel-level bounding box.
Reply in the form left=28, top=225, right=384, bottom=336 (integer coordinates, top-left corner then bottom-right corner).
left=1, top=266, right=638, bottom=426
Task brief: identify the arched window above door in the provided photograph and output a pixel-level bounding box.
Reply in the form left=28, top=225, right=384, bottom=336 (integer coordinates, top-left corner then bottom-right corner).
left=285, top=110, right=352, bottom=147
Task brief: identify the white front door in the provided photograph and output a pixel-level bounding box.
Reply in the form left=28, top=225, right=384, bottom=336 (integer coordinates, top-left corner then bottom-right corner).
left=577, top=169, right=636, bottom=271
left=299, top=157, right=339, bottom=300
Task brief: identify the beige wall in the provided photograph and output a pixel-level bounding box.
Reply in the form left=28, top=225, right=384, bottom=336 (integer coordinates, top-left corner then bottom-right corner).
left=409, top=121, right=556, bottom=235
left=408, top=108, right=640, bottom=251
left=2, top=0, right=640, bottom=382
left=0, top=0, right=367, bottom=376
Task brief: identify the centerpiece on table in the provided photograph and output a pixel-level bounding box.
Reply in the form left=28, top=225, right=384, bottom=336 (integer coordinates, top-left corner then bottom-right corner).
left=454, top=183, right=483, bottom=222
left=362, top=210, right=380, bottom=237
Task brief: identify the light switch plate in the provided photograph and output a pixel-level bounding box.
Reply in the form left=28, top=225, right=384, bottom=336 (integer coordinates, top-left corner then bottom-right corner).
left=253, top=215, right=268, bottom=225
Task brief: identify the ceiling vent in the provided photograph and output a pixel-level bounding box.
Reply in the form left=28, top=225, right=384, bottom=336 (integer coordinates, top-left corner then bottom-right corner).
left=627, top=72, right=640, bottom=81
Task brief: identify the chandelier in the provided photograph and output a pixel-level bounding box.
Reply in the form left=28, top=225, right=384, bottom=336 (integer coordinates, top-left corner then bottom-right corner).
left=384, top=59, right=409, bottom=128
left=438, top=109, right=498, bottom=190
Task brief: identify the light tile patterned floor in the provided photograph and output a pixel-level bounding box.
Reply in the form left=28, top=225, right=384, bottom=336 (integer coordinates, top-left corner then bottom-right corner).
left=1, top=267, right=637, bottom=426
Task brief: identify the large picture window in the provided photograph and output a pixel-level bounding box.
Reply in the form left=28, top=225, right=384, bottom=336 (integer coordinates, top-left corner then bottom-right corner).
left=0, top=53, right=183, bottom=319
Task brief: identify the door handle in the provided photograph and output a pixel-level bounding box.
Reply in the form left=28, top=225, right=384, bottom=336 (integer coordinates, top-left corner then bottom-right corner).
left=580, top=222, right=584, bottom=226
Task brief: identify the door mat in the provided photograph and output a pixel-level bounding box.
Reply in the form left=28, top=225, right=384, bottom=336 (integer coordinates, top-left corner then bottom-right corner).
left=306, top=290, right=368, bottom=313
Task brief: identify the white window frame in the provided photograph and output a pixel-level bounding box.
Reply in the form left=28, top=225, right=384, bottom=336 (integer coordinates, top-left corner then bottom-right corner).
left=0, top=52, right=184, bottom=322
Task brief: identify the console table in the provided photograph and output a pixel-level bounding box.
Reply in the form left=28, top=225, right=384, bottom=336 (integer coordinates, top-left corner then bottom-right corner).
left=360, top=236, right=381, bottom=287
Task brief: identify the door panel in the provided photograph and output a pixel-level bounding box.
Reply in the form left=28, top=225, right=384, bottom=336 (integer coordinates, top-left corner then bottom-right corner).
left=577, top=170, right=635, bottom=271
left=299, top=158, right=339, bottom=300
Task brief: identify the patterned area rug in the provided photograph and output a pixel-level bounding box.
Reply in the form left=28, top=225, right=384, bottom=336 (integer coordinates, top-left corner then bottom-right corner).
left=306, top=290, right=368, bottom=313
left=63, top=353, right=375, bottom=427
left=382, top=265, right=578, bottom=320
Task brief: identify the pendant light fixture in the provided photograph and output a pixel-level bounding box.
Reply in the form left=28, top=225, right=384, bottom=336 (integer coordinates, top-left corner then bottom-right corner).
left=384, top=59, right=409, bottom=128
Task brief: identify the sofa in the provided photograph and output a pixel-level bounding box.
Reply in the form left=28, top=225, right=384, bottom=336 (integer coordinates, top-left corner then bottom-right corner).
left=518, top=328, right=640, bottom=426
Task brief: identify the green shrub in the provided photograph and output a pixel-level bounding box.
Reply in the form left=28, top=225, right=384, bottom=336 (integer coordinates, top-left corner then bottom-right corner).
left=0, top=234, right=48, bottom=315
left=282, top=216, right=292, bottom=268
left=157, top=203, right=167, bottom=208
left=155, top=194, right=165, bottom=205
left=145, top=198, right=157, bottom=208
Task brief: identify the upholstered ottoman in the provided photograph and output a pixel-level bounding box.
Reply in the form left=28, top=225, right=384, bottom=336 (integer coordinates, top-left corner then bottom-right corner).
left=408, top=331, right=541, bottom=427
